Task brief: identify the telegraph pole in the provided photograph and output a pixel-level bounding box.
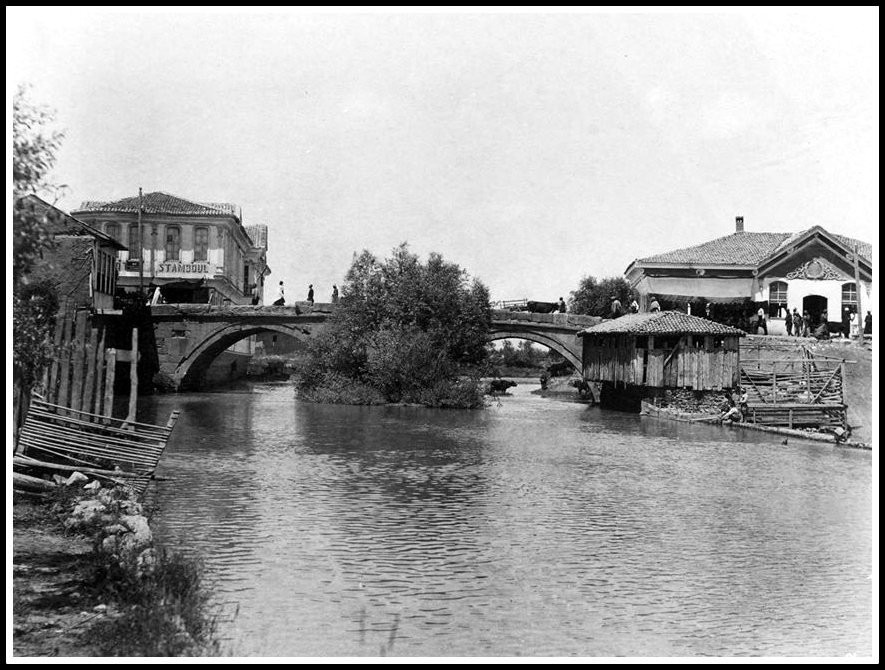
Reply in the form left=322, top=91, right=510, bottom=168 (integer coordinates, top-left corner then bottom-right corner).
left=138, top=187, right=144, bottom=295
left=852, top=243, right=863, bottom=342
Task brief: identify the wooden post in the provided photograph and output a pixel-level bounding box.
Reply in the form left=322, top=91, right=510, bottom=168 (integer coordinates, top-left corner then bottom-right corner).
left=82, top=327, right=99, bottom=416
left=103, top=348, right=117, bottom=420
left=123, top=328, right=139, bottom=428
left=47, top=303, right=69, bottom=402
left=70, top=311, right=89, bottom=412
left=93, top=327, right=107, bottom=415
left=56, top=312, right=74, bottom=410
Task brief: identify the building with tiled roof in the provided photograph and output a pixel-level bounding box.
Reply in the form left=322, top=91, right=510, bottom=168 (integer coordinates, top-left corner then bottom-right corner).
left=624, top=217, right=873, bottom=335
left=578, top=310, right=744, bottom=391
left=73, top=191, right=271, bottom=307
left=578, top=311, right=746, bottom=337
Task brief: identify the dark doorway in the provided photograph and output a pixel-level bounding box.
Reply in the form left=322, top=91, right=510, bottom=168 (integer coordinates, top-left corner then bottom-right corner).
left=803, top=295, right=828, bottom=326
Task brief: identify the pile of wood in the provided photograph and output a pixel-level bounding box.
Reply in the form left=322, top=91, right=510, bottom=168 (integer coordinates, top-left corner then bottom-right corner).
left=14, top=397, right=179, bottom=498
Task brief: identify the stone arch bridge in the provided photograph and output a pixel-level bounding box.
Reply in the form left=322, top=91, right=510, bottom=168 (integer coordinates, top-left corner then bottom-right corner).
left=150, top=304, right=602, bottom=390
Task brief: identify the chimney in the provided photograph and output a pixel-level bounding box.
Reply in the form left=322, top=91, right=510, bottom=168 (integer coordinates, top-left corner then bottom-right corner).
left=735, top=216, right=744, bottom=233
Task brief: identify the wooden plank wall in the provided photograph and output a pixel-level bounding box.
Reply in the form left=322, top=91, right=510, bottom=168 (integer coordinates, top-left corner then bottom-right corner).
left=42, top=308, right=133, bottom=419
left=582, top=339, right=741, bottom=390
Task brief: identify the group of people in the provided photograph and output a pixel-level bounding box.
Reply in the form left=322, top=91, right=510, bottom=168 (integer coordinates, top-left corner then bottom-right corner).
left=838, top=307, right=873, bottom=338
left=611, top=295, right=654, bottom=318
left=272, top=281, right=340, bottom=307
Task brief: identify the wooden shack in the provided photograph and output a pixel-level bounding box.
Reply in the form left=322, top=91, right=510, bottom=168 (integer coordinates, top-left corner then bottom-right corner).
left=578, top=311, right=745, bottom=390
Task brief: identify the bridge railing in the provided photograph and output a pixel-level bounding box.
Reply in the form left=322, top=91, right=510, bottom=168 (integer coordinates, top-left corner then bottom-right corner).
left=490, top=299, right=528, bottom=310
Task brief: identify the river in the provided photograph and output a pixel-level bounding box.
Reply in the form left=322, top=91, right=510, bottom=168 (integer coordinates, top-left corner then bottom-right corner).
left=139, top=381, right=873, bottom=657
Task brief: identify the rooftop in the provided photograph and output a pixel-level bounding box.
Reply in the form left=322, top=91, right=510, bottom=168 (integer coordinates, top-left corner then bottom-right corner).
left=74, top=191, right=241, bottom=221
left=579, top=311, right=746, bottom=337
left=634, top=227, right=871, bottom=267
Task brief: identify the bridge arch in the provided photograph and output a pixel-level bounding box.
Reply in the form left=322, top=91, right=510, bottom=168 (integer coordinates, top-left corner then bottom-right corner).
left=488, top=328, right=582, bottom=370
left=174, top=322, right=312, bottom=390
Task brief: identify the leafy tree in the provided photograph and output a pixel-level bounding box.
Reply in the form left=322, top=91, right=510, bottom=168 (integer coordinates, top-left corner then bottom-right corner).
left=298, top=244, right=492, bottom=407
left=13, top=84, right=65, bottom=281
left=568, top=275, right=632, bottom=316
left=13, top=84, right=65, bottom=397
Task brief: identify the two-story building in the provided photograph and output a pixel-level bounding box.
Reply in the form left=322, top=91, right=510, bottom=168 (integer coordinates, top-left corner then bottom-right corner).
left=72, top=191, right=271, bottom=306
left=624, top=217, right=873, bottom=334
left=73, top=191, right=273, bottom=384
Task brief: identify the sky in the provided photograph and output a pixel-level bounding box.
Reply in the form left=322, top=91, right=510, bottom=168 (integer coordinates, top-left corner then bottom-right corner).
left=7, top=7, right=879, bottom=304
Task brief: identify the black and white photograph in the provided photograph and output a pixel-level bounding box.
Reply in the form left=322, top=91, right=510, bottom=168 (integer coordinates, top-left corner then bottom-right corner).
left=8, top=6, right=877, bottom=661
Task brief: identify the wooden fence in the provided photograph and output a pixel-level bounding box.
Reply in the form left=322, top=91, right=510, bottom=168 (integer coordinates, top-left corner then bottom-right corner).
left=740, top=349, right=848, bottom=430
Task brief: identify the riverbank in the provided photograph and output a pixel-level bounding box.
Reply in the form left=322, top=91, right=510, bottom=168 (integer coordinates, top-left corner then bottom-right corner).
left=12, top=484, right=220, bottom=657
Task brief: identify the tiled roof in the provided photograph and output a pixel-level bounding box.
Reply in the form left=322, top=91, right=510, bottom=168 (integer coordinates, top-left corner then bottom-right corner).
left=636, top=227, right=872, bottom=267
left=74, top=192, right=240, bottom=220
left=829, top=233, right=872, bottom=263
left=768, top=228, right=872, bottom=264
left=637, top=232, right=792, bottom=266
left=579, top=311, right=746, bottom=337
left=244, top=224, right=268, bottom=249
left=16, top=194, right=127, bottom=249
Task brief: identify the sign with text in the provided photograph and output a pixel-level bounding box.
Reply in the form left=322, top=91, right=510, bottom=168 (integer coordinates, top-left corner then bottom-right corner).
left=156, top=261, right=212, bottom=276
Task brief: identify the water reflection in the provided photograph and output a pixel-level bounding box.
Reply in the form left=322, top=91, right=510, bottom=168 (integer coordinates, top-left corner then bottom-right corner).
left=141, top=382, right=872, bottom=657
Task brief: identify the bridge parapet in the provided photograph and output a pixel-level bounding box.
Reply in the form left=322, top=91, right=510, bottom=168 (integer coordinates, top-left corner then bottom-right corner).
left=490, top=309, right=604, bottom=329
left=151, top=302, right=335, bottom=319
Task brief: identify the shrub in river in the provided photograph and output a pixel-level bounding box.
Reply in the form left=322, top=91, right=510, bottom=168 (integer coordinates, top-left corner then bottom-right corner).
left=298, top=244, right=491, bottom=408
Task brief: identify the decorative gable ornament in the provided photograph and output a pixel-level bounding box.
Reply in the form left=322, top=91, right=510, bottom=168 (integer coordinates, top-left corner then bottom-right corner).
left=784, top=257, right=846, bottom=281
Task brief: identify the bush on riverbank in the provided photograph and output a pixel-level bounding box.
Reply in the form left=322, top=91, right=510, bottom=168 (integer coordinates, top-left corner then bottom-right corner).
left=298, top=244, right=492, bottom=408
left=45, top=484, right=220, bottom=656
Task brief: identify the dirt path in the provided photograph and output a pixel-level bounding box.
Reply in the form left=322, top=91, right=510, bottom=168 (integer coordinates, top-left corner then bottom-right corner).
left=12, top=499, right=105, bottom=657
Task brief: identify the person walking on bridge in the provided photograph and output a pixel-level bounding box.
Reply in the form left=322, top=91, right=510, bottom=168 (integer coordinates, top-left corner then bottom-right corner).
left=307, top=284, right=314, bottom=304
left=273, top=280, right=285, bottom=306
left=557, top=297, right=567, bottom=313
left=332, top=285, right=339, bottom=304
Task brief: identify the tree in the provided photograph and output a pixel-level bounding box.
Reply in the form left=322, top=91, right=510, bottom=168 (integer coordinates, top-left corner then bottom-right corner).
left=568, top=275, right=632, bottom=316
left=13, top=84, right=65, bottom=398
left=13, top=84, right=65, bottom=281
left=298, top=244, right=492, bottom=407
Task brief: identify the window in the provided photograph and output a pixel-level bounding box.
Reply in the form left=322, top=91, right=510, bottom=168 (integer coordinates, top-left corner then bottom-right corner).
left=165, top=226, right=181, bottom=261
left=842, top=282, right=858, bottom=315
left=128, top=224, right=140, bottom=253
left=768, top=281, right=788, bottom=317
left=194, top=226, right=209, bottom=261
left=106, top=222, right=120, bottom=242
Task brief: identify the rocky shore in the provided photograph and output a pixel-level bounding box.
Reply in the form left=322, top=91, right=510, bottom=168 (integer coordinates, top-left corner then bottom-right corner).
left=12, top=480, right=219, bottom=657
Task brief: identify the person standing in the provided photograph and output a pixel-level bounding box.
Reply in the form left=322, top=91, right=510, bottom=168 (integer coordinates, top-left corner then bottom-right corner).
left=648, top=296, right=660, bottom=312
left=756, top=307, right=768, bottom=335
left=802, top=311, right=811, bottom=337
left=791, top=308, right=801, bottom=337
left=273, top=280, right=285, bottom=306
left=785, top=308, right=793, bottom=336
left=557, top=297, right=567, bottom=313
left=841, top=306, right=852, bottom=339
left=332, top=285, right=339, bottom=304
left=307, top=284, right=314, bottom=304
left=864, top=311, right=872, bottom=334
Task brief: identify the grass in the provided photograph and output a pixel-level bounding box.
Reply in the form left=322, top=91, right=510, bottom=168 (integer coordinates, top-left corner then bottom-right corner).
left=87, top=547, right=220, bottom=657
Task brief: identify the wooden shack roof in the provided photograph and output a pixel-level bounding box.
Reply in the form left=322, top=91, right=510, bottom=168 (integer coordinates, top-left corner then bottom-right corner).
left=578, top=311, right=746, bottom=337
